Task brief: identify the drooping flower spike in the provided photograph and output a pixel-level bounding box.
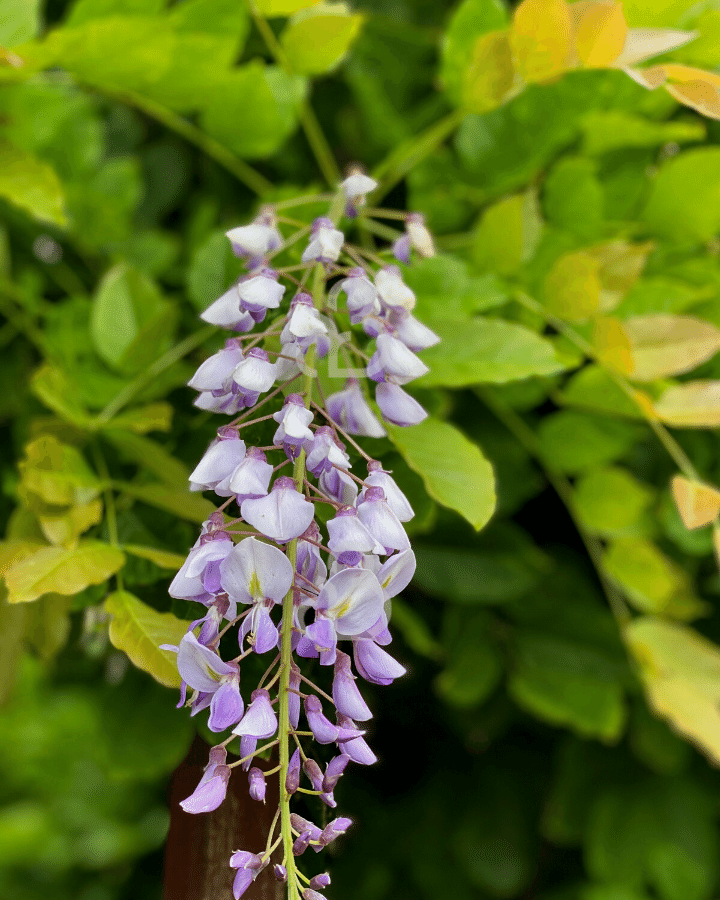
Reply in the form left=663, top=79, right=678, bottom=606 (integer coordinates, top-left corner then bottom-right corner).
left=165, top=166, right=438, bottom=898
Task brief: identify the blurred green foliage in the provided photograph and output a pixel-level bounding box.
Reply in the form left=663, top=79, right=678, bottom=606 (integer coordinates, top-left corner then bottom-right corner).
left=5, top=0, right=720, bottom=899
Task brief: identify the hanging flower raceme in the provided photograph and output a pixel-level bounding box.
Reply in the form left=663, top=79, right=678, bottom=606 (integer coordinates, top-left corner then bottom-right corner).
left=165, top=167, right=438, bottom=899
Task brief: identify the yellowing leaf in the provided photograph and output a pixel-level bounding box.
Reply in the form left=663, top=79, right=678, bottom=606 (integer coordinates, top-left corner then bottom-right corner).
left=255, top=0, right=321, bottom=14
left=621, top=315, right=720, bottom=382
left=626, top=617, right=720, bottom=766
left=4, top=542, right=125, bottom=604
left=105, top=590, right=192, bottom=689
left=38, top=499, right=103, bottom=547
left=572, top=0, right=627, bottom=68
left=462, top=29, right=516, bottom=113
left=0, top=142, right=67, bottom=227
left=615, top=28, right=698, bottom=68
left=604, top=538, right=682, bottom=614
left=593, top=316, right=634, bottom=374
left=511, top=0, right=573, bottom=83
left=574, top=466, right=654, bottom=537
left=671, top=475, right=720, bottom=530
left=587, top=240, right=653, bottom=312
left=123, top=544, right=187, bottom=569
left=543, top=251, right=601, bottom=322
left=660, top=65, right=720, bottom=121
left=18, top=435, right=101, bottom=506
left=654, top=380, right=720, bottom=428
left=0, top=540, right=46, bottom=580
left=281, top=2, right=363, bottom=76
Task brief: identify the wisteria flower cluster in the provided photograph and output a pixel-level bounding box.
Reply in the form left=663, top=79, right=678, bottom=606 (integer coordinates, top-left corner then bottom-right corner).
left=164, top=170, right=438, bottom=899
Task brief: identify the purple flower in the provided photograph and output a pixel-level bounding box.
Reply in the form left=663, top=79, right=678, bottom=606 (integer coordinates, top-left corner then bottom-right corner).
left=200, top=286, right=254, bottom=331
left=366, top=333, right=428, bottom=385
left=319, top=817, right=353, bottom=845
left=333, top=651, right=372, bottom=721
left=281, top=294, right=328, bottom=347
left=229, top=851, right=265, bottom=900
left=274, top=864, right=288, bottom=882
left=375, top=266, right=415, bottom=312
left=364, top=460, right=414, bottom=521
left=241, top=476, right=315, bottom=543
left=319, top=466, right=359, bottom=506
left=389, top=308, right=440, bottom=351
left=305, top=426, right=350, bottom=477
left=176, top=632, right=244, bottom=731
left=376, top=548, right=416, bottom=600
left=273, top=394, right=314, bottom=457
left=248, top=766, right=266, bottom=802
left=326, top=379, right=386, bottom=438
left=333, top=268, right=379, bottom=323
left=327, top=506, right=384, bottom=566
left=302, top=217, right=344, bottom=264
left=188, top=340, right=245, bottom=393
left=288, top=664, right=302, bottom=728
left=323, top=754, right=350, bottom=792
left=232, top=348, right=277, bottom=407
left=286, top=747, right=301, bottom=794
left=392, top=234, right=411, bottom=264
left=168, top=534, right=233, bottom=603
left=226, top=213, right=282, bottom=263
left=238, top=268, right=285, bottom=317
left=310, top=873, right=332, bottom=890
left=305, top=567, right=385, bottom=664
left=232, top=688, right=278, bottom=739
left=228, top=447, right=273, bottom=501
left=340, top=171, right=377, bottom=215
left=354, top=638, right=406, bottom=685
left=180, top=746, right=231, bottom=814
left=357, top=486, right=410, bottom=553
left=189, top=432, right=246, bottom=496
left=405, top=212, right=435, bottom=258
left=335, top=715, right=377, bottom=765
left=375, top=381, right=427, bottom=426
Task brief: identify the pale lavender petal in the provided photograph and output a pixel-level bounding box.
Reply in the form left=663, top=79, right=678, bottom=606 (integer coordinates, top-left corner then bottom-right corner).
left=335, top=717, right=377, bottom=765
left=208, top=680, right=244, bottom=732
left=251, top=605, right=279, bottom=655
left=323, top=754, right=350, bottom=792
left=376, top=549, right=416, bottom=600
left=367, top=332, right=428, bottom=384
left=375, top=381, right=427, bottom=427
left=326, top=380, right=386, bottom=439
left=189, top=437, right=246, bottom=494
left=177, top=632, right=234, bottom=693
left=179, top=765, right=231, bottom=814
left=232, top=689, right=278, bottom=738
left=364, top=462, right=414, bottom=521
left=305, top=617, right=338, bottom=665
left=357, top=487, right=410, bottom=552
left=248, top=766, right=266, bottom=802
left=317, top=568, right=385, bottom=636
left=188, top=343, right=244, bottom=392
left=228, top=448, right=273, bottom=501
left=333, top=651, right=372, bottom=721
left=354, top=638, right=406, bottom=685
left=305, top=695, right=339, bottom=744
left=286, top=747, right=301, bottom=794
left=220, top=536, right=294, bottom=604
left=241, top=477, right=315, bottom=543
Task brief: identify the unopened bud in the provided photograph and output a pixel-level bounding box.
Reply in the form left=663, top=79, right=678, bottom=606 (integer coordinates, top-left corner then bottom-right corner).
left=248, top=767, right=266, bottom=803
left=273, top=864, right=287, bottom=883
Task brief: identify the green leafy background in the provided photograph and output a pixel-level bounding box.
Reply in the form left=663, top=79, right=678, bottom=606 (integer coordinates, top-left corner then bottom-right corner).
left=5, top=0, right=720, bottom=898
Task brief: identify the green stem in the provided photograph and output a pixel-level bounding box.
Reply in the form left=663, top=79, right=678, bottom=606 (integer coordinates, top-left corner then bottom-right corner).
left=95, top=325, right=216, bottom=424
left=513, top=291, right=701, bottom=482
left=248, top=1, right=340, bottom=188
left=371, top=109, right=465, bottom=202
left=83, top=83, right=273, bottom=196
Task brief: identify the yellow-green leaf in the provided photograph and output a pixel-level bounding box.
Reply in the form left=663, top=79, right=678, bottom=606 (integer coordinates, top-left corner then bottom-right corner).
left=621, top=314, right=720, bottom=382
left=281, top=2, right=363, bottom=76
left=626, top=617, right=720, bottom=766
left=18, top=435, right=101, bottom=506
left=616, top=28, right=699, bottom=67
left=472, top=190, right=541, bottom=275
left=654, top=380, right=720, bottom=428
left=256, top=0, right=321, bottom=15
left=105, top=590, right=192, bottom=689
left=572, top=0, right=627, bottom=68
left=574, top=467, right=654, bottom=537
left=0, top=142, right=67, bottom=227
left=30, top=365, right=92, bottom=428
left=671, top=475, right=720, bottom=530
left=388, top=418, right=496, bottom=531
left=38, top=499, right=103, bottom=547
left=510, top=0, right=573, bottom=83
left=100, top=402, right=174, bottom=434
left=4, top=542, right=125, bottom=604
left=593, top=316, right=634, bottom=375
left=462, top=28, right=516, bottom=114
left=123, top=544, right=187, bottom=570
left=543, top=251, right=601, bottom=322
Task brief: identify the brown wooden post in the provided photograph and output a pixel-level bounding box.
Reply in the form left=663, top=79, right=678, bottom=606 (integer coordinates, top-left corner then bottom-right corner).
left=163, top=734, right=285, bottom=900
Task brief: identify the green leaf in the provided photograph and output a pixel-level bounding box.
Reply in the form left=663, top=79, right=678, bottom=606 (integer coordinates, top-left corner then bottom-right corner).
left=281, top=2, right=363, bottom=76
left=559, top=365, right=643, bottom=418
left=65, top=0, right=165, bottom=26
left=200, top=62, right=307, bottom=159
left=401, top=254, right=508, bottom=320
left=90, top=265, right=175, bottom=374
left=256, top=0, right=320, bottom=13
left=543, top=251, right=601, bottom=322
left=643, top=148, right=720, bottom=243
left=580, top=110, right=705, bottom=156
left=117, top=481, right=216, bottom=523
left=440, top=0, right=508, bottom=106
left=604, top=538, right=704, bottom=618
left=415, top=317, right=570, bottom=389
left=543, top=157, right=604, bottom=240
left=105, top=590, right=192, bottom=688
left=388, top=418, right=496, bottom=530
left=390, top=597, right=443, bottom=662
left=0, top=0, right=41, bottom=46
left=122, top=544, right=186, bottom=570
left=537, top=411, right=640, bottom=473
left=4, top=542, right=125, bottom=604
left=187, top=230, right=242, bottom=312
left=436, top=610, right=501, bottom=706
left=30, top=365, right=92, bottom=427
left=101, top=430, right=189, bottom=486
left=18, top=435, right=102, bottom=506
left=574, top=467, right=654, bottom=537
left=0, top=143, right=67, bottom=227
left=472, top=190, right=542, bottom=275
left=103, top=403, right=174, bottom=435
